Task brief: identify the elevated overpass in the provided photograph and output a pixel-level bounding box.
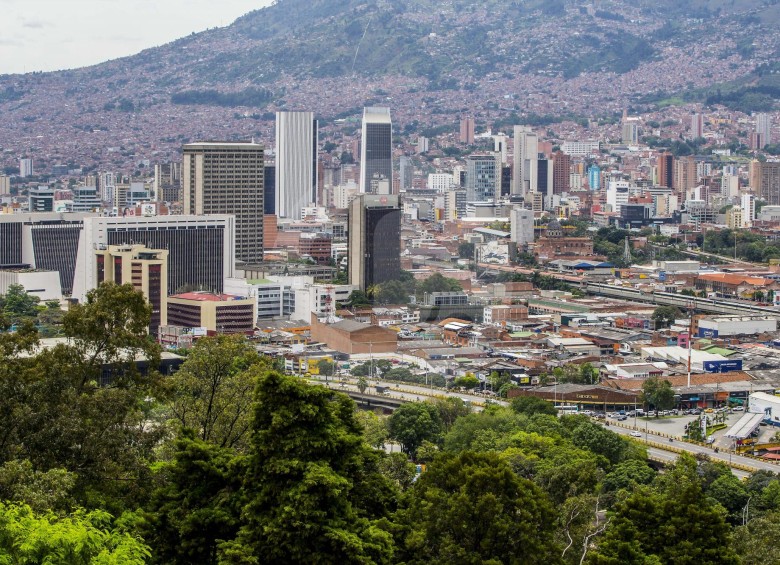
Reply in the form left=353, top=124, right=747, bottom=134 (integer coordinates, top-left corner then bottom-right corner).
left=584, top=282, right=779, bottom=316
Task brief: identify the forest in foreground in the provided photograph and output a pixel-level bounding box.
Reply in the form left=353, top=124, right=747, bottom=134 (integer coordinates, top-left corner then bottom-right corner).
left=1, top=282, right=780, bottom=564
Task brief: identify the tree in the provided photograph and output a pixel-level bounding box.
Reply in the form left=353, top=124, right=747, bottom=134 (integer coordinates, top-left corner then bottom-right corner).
left=2, top=282, right=166, bottom=508
left=589, top=454, right=739, bottom=564
left=395, top=451, right=561, bottom=564
left=1, top=283, right=40, bottom=325
left=510, top=396, right=557, bottom=416
left=640, top=377, right=676, bottom=414
left=388, top=402, right=443, bottom=458
left=141, top=431, right=243, bottom=565
left=378, top=452, right=416, bottom=490
left=357, top=375, right=368, bottom=394
left=732, top=511, right=780, bottom=565
left=432, top=397, right=471, bottom=432
left=377, top=280, right=410, bottom=305
left=0, top=459, right=76, bottom=514
left=417, top=273, right=463, bottom=296
left=224, top=371, right=396, bottom=563
left=317, top=358, right=335, bottom=378
left=601, top=460, right=656, bottom=494
left=0, top=502, right=150, bottom=563
left=355, top=409, right=388, bottom=449
left=169, top=335, right=266, bottom=450
left=651, top=305, right=681, bottom=329
left=453, top=373, right=480, bottom=390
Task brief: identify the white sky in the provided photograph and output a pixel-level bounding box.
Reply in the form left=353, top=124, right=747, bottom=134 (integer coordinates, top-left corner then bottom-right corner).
left=0, top=0, right=273, bottom=75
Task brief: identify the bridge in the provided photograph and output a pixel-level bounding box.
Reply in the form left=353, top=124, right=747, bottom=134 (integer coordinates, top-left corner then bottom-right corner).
left=343, top=391, right=407, bottom=411
left=584, top=282, right=779, bottom=316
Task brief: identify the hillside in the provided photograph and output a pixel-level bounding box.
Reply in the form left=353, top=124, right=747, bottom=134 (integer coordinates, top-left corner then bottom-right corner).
left=1, top=0, right=779, bottom=171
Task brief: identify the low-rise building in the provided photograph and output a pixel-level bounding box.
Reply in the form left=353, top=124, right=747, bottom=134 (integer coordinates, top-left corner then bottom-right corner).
left=167, top=292, right=256, bottom=334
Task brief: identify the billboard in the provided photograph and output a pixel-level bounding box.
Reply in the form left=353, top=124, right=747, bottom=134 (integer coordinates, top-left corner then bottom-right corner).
left=703, top=359, right=743, bottom=373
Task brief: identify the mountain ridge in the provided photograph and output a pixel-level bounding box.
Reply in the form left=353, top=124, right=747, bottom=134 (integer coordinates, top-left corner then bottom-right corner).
left=1, top=0, right=779, bottom=170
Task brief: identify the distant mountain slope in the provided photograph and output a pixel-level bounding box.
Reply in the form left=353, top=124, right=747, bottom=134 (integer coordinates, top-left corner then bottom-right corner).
left=0, top=0, right=778, bottom=169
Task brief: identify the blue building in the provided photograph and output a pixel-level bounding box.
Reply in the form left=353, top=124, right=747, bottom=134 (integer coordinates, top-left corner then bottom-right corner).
left=588, top=165, right=601, bottom=191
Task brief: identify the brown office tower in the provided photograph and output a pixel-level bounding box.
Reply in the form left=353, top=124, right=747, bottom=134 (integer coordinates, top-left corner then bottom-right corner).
left=182, top=142, right=264, bottom=263
left=657, top=151, right=674, bottom=189
left=348, top=194, right=400, bottom=291
left=755, top=161, right=780, bottom=205
left=552, top=151, right=570, bottom=195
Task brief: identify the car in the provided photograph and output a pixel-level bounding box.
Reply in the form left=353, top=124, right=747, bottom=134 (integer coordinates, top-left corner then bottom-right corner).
left=733, top=406, right=744, bottom=411
left=630, top=431, right=642, bottom=437
left=617, top=415, right=628, bottom=421
left=705, top=408, right=714, bottom=413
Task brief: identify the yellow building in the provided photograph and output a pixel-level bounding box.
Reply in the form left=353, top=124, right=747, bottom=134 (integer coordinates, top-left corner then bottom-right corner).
left=726, top=207, right=743, bottom=230
left=95, top=244, right=168, bottom=335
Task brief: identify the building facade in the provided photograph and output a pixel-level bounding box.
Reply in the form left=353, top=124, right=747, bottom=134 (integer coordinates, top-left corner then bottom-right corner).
left=275, top=111, right=318, bottom=219
left=348, top=194, right=401, bottom=291
left=360, top=107, right=393, bottom=194
left=95, top=244, right=168, bottom=335
left=182, top=142, right=264, bottom=263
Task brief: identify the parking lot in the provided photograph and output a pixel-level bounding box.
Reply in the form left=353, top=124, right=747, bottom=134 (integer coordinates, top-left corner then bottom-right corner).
left=600, top=409, right=759, bottom=449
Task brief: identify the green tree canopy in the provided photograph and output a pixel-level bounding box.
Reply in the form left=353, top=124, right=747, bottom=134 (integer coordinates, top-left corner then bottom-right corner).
left=640, top=377, right=676, bottom=413
left=510, top=395, right=557, bottom=417
left=225, top=371, right=396, bottom=563
left=388, top=402, right=443, bottom=458
left=0, top=502, right=150, bottom=563
left=395, top=451, right=561, bottom=564
left=651, top=305, right=681, bottom=329
left=169, top=335, right=266, bottom=450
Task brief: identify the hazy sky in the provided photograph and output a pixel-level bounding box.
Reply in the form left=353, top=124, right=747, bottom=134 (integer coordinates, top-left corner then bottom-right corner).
left=0, top=0, right=273, bottom=75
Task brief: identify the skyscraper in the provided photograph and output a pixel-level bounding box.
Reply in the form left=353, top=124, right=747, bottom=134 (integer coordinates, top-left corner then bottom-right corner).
left=588, top=165, right=601, bottom=191
left=657, top=152, right=674, bottom=189
left=348, top=194, right=400, bottom=290
left=512, top=126, right=538, bottom=198
left=275, top=111, right=318, bottom=219
left=182, top=142, right=264, bottom=264
left=690, top=113, right=704, bottom=139
left=399, top=156, right=413, bottom=191
left=264, top=163, right=276, bottom=215
left=552, top=151, right=571, bottom=195
left=756, top=113, right=773, bottom=147
left=460, top=118, right=475, bottom=144
left=19, top=158, right=33, bottom=178
left=466, top=154, right=499, bottom=202
left=360, top=107, right=393, bottom=194
left=755, top=161, right=780, bottom=205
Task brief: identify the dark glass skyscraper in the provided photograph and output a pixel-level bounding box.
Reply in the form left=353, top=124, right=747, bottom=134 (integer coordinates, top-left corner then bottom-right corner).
left=360, top=107, right=392, bottom=194
left=348, top=194, right=400, bottom=290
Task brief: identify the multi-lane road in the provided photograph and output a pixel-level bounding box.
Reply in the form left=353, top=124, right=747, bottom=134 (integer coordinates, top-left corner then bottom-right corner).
left=310, top=376, right=778, bottom=477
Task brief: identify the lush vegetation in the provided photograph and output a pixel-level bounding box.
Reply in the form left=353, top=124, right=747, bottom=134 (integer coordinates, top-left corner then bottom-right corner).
left=2, top=282, right=780, bottom=562
left=171, top=88, right=274, bottom=108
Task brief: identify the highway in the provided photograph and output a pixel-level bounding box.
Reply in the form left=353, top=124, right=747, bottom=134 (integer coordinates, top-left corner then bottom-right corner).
left=309, top=377, right=776, bottom=477
left=606, top=422, right=777, bottom=478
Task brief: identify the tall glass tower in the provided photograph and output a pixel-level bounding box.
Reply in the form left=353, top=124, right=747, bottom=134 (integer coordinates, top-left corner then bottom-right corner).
left=360, top=107, right=393, bottom=194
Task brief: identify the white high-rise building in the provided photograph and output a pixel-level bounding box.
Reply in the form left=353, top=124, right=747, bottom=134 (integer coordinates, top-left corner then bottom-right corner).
left=606, top=180, right=631, bottom=214
left=428, top=173, right=454, bottom=192
left=512, top=126, right=538, bottom=198
left=275, top=111, right=318, bottom=219
left=756, top=113, right=773, bottom=146
left=360, top=107, right=392, bottom=194
left=741, top=193, right=756, bottom=228
left=510, top=207, right=534, bottom=245
left=19, top=158, right=33, bottom=178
